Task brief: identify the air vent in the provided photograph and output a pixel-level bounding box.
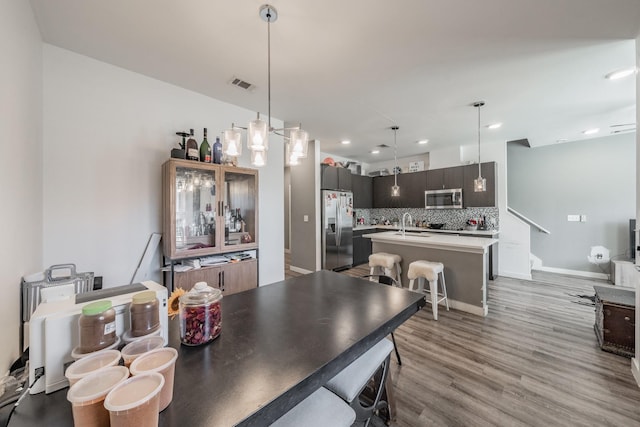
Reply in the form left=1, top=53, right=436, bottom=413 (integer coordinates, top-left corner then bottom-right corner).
left=376, top=144, right=390, bottom=148
left=611, top=128, right=636, bottom=134
left=610, top=123, right=636, bottom=134
left=229, top=77, right=255, bottom=91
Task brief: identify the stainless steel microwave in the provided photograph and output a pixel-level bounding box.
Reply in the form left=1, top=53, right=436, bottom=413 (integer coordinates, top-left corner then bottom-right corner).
left=425, top=188, right=463, bottom=209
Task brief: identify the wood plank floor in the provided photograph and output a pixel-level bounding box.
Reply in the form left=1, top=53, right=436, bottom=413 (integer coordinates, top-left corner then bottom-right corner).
left=284, top=257, right=640, bottom=426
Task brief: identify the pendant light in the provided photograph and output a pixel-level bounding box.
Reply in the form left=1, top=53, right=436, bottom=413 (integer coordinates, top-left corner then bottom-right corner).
left=224, top=4, right=308, bottom=167
left=473, top=101, right=487, bottom=192
left=391, top=126, right=400, bottom=197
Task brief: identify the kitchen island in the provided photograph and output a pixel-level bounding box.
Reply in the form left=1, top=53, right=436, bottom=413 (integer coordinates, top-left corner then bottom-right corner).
left=365, top=231, right=497, bottom=316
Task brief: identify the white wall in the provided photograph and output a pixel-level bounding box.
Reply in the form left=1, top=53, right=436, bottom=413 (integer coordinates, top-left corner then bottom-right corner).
left=429, top=146, right=464, bottom=169
left=633, top=34, right=640, bottom=386
left=0, top=0, right=43, bottom=371
left=509, top=134, right=635, bottom=274
left=43, top=45, right=284, bottom=288
left=366, top=153, right=430, bottom=174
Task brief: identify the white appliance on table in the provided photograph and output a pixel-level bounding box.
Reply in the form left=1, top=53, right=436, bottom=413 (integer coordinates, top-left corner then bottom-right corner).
left=322, top=190, right=353, bottom=271
left=28, top=281, right=168, bottom=394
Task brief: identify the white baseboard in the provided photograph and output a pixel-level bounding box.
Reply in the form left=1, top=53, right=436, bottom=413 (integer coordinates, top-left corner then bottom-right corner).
left=500, top=270, right=532, bottom=281
left=632, top=358, right=640, bottom=387
left=533, top=266, right=608, bottom=280
left=435, top=299, right=487, bottom=317
left=289, top=265, right=313, bottom=275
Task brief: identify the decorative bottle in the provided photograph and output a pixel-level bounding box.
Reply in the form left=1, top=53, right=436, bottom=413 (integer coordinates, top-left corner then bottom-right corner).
left=186, top=129, right=199, bottom=161
left=200, top=128, right=211, bottom=163
left=213, top=137, right=223, bottom=164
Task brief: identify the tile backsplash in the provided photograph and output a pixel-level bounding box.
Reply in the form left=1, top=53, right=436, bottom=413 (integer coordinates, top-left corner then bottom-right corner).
left=354, top=207, right=499, bottom=230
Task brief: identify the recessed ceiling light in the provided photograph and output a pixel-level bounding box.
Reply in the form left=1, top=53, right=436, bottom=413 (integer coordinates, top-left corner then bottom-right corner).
left=605, top=67, right=636, bottom=80
left=487, top=123, right=502, bottom=130
left=417, top=140, right=429, bottom=145
left=371, top=150, right=380, bottom=154
left=340, top=140, right=351, bottom=145
left=583, top=128, right=599, bottom=135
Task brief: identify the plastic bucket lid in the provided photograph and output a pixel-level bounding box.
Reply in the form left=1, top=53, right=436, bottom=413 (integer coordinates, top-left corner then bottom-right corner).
left=121, top=336, right=165, bottom=363
left=122, top=327, right=162, bottom=345
left=129, top=347, right=178, bottom=375
left=132, top=291, right=157, bottom=305
left=67, top=366, right=130, bottom=405
left=71, top=336, right=121, bottom=360
left=104, top=372, right=165, bottom=412
left=65, top=349, right=122, bottom=383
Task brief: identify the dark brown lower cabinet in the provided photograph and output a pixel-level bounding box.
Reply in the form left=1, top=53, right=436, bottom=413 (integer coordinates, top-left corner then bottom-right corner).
left=353, top=232, right=372, bottom=266
left=594, top=285, right=635, bottom=358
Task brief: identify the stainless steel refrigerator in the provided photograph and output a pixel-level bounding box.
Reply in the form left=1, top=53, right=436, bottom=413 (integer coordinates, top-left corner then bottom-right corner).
left=322, top=190, right=354, bottom=271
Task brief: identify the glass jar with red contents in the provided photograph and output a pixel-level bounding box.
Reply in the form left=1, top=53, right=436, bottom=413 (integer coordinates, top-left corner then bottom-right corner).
left=178, top=282, right=222, bottom=346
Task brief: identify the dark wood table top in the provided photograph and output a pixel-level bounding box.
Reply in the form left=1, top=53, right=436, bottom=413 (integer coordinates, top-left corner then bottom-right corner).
left=9, top=270, right=425, bottom=427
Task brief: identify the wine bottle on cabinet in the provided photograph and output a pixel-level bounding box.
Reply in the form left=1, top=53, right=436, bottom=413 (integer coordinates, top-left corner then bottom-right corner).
left=213, top=137, right=223, bottom=164
left=200, top=128, right=211, bottom=163
left=186, top=129, right=199, bottom=161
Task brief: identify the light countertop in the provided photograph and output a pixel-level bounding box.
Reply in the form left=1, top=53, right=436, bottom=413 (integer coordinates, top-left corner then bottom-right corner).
left=363, top=230, right=498, bottom=254
left=354, top=224, right=499, bottom=237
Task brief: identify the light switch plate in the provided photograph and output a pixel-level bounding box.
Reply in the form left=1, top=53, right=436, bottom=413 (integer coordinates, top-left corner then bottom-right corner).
left=580, top=215, right=587, bottom=222
left=567, top=215, right=580, bottom=222
left=303, top=215, right=309, bottom=222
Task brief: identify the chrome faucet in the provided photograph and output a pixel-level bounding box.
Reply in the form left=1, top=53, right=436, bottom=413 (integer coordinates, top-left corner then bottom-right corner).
left=402, top=213, right=413, bottom=237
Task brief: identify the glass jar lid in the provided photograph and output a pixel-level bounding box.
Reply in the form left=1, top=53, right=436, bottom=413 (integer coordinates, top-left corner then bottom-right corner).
left=132, top=290, right=157, bottom=305
left=82, top=300, right=113, bottom=316
left=179, top=282, right=222, bottom=306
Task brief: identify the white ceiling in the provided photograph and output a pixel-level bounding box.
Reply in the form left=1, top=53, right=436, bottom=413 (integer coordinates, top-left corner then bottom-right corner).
left=29, top=0, right=640, bottom=162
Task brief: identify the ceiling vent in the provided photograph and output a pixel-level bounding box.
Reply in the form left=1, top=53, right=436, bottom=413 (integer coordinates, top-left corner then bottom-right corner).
left=229, top=77, right=255, bottom=91
left=610, top=123, right=636, bottom=134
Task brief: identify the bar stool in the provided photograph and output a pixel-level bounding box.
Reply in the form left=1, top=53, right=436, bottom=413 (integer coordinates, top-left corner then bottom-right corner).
left=368, top=253, right=402, bottom=287
left=270, top=387, right=355, bottom=427
left=324, top=338, right=394, bottom=427
left=408, top=260, right=449, bottom=320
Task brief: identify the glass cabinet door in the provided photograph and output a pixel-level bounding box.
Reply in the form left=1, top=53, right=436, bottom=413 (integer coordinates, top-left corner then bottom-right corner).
left=221, top=168, right=258, bottom=250
left=163, top=160, right=258, bottom=260
left=174, top=165, right=218, bottom=253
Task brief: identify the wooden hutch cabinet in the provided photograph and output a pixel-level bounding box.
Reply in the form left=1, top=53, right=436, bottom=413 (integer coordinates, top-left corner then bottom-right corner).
left=162, top=159, right=259, bottom=295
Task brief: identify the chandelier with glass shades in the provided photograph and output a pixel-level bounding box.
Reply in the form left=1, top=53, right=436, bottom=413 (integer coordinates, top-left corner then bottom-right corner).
left=223, top=4, right=309, bottom=167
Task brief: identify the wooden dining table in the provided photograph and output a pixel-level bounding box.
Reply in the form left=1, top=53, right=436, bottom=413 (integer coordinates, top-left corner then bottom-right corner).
left=8, top=270, right=426, bottom=427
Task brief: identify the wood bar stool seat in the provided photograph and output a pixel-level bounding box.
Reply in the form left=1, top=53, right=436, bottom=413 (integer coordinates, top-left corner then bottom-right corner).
left=270, top=387, right=356, bottom=427
left=324, top=338, right=394, bottom=427
left=368, top=253, right=403, bottom=287
left=408, top=260, right=449, bottom=320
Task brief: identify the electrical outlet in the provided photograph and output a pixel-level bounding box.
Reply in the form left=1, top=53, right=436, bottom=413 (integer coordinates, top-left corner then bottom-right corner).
left=580, top=215, right=587, bottom=222
left=567, top=215, right=580, bottom=222
left=303, top=215, right=309, bottom=222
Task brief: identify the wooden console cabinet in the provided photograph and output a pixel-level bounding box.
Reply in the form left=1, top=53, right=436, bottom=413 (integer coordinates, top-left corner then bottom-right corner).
left=170, top=259, right=258, bottom=296
left=162, top=159, right=259, bottom=293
